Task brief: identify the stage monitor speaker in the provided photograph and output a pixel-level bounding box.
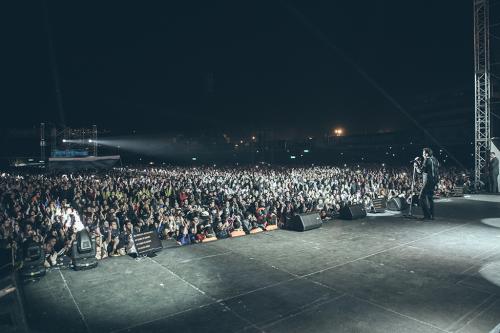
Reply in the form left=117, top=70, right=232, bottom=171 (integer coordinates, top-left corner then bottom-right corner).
left=387, top=197, right=408, bottom=211
left=372, top=197, right=387, bottom=213
left=339, top=204, right=367, bottom=220
left=288, top=213, right=322, bottom=232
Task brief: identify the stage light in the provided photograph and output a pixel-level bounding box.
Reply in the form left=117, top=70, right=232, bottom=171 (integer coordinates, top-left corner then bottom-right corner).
left=72, top=230, right=98, bottom=270
left=88, top=139, right=93, bottom=143
left=251, top=136, right=256, bottom=140
left=333, top=128, right=343, bottom=136
left=290, top=155, right=296, bottom=159
left=192, top=157, right=197, bottom=161
left=304, top=149, right=309, bottom=153
left=62, top=139, right=67, bottom=143
left=20, top=240, right=46, bottom=279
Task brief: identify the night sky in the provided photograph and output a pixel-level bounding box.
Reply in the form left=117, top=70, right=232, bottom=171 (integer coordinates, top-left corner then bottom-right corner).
left=2, top=0, right=473, bottom=136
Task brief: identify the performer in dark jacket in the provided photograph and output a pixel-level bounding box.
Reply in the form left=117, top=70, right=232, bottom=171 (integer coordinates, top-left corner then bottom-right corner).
left=489, top=152, right=499, bottom=193
left=415, top=148, right=439, bottom=220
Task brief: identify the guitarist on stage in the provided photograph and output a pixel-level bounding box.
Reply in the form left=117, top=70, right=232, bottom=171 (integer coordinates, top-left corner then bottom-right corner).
left=414, top=148, right=439, bottom=220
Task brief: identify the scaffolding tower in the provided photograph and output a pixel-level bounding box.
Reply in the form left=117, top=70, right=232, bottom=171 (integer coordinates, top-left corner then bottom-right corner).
left=473, top=0, right=491, bottom=188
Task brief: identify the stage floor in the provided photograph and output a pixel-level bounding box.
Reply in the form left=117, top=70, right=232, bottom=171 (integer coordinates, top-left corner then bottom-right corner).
left=22, top=195, right=500, bottom=333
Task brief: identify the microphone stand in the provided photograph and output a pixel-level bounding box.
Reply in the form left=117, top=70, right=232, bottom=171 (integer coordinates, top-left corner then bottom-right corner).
left=404, top=162, right=419, bottom=219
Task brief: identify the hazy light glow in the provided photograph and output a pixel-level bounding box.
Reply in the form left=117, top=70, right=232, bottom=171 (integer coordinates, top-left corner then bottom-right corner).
left=89, top=135, right=204, bottom=159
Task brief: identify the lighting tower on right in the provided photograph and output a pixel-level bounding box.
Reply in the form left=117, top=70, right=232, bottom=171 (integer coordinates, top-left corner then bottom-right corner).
left=473, top=0, right=491, bottom=189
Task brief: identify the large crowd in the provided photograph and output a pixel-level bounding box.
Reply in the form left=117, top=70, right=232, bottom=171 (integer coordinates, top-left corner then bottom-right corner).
left=0, top=165, right=470, bottom=267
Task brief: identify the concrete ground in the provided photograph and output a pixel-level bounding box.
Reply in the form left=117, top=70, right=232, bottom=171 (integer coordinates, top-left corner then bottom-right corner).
left=22, top=195, right=500, bottom=333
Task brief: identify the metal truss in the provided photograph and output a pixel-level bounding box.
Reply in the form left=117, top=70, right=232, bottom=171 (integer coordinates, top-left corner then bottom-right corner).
left=474, top=0, right=491, bottom=188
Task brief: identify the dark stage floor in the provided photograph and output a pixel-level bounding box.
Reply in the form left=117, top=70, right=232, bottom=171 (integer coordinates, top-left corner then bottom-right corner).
left=22, top=196, right=500, bottom=333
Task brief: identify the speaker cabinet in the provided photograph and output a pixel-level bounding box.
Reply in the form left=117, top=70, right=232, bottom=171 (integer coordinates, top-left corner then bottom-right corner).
left=387, top=197, right=408, bottom=211
left=372, top=197, right=387, bottom=213
left=339, top=204, right=367, bottom=220
left=288, top=213, right=322, bottom=232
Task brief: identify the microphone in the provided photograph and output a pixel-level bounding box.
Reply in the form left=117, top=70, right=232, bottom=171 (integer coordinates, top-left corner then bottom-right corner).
left=409, top=157, right=420, bottom=164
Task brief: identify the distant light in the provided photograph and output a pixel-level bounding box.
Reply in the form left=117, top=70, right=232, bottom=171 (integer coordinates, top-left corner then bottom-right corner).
left=251, top=136, right=256, bottom=140
left=88, top=139, right=93, bottom=143
left=340, top=152, right=344, bottom=155
left=149, top=161, right=154, bottom=165
left=256, top=150, right=259, bottom=153
left=62, top=139, right=67, bottom=143
left=344, top=164, right=347, bottom=167
left=308, top=137, right=313, bottom=140
left=28, top=158, right=34, bottom=162
left=303, top=149, right=309, bottom=153
left=162, top=162, right=166, bottom=165
left=240, top=140, right=243, bottom=144
left=382, top=163, right=385, bottom=167
left=290, top=155, right=296, bottom=159
left=192, top=157, right=197, bottom=161
left=300, top=154, right=303, bottom=157
left=392, top=153, right=396, bottom=157
left=235, top=144, right=239, bottom=148
left=361, top=157, right=364, bottom=160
